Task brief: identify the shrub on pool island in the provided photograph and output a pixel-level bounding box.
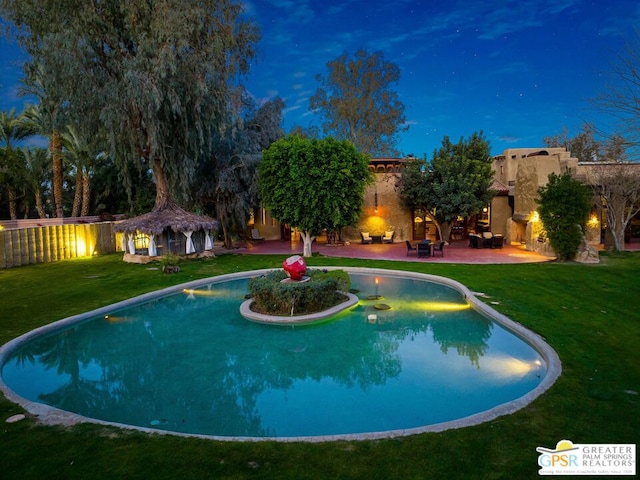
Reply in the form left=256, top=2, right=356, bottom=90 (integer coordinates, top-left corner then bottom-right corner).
left=249, top=269, right=351, bottom=316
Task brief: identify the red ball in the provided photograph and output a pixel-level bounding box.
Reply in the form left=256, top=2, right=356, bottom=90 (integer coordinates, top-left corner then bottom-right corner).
left=283, top=255, right=307, bottom=281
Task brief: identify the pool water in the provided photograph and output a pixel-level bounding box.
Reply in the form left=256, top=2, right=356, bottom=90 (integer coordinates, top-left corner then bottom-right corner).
left=1, top=272, right=546, bottom=439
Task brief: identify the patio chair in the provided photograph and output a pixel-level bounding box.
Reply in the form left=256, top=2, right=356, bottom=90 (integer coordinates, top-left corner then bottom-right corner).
left=405, top=240, right=417, bottom=256
left=468, top=233, right=481, bottom=248
left=491, top=234, right=504, bottom=249
left=481, top=232, right=493, bottom=248
left=361, top=232, right=373, bottom=244
left=250, top=228, right=264, bottom=243
left=382, top=230, right=395, bottom=243
left=432, top=241, right=445, bottom=257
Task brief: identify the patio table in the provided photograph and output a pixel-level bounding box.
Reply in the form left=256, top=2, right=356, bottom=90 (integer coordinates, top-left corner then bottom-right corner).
left=417, top=240, right=432, bottom=258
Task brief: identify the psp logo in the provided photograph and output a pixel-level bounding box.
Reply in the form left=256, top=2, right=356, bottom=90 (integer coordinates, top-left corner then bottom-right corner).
left=537, top=440, right=579, bottom=468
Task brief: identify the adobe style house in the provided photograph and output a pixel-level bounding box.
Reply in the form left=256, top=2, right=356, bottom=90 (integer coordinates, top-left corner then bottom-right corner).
left=250, top=156, right=484, bottom=245
left=250, top=150, right=639, bottom=252
left=490, top=147, right=582, bottom=255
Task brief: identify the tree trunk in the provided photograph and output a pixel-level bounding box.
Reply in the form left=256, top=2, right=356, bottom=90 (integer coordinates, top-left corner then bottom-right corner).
left=300, top=231, right=315, bottom=257
left=51, top=130, right=64, bottom=218
left=440, top=221, right=452, bottom=243
left=607, top=204, right=626, bottom=252
left=216, top=202, right=232, bottom=249
left=423, top=209, right=445, bottom=243
left=35, top=190, right=46, bottom=219
left=8, top=186, right=17, bottom=220
left=81, top=170, right=91, bottom=216
left=71, top=171, right=82, bottom=217
left=151, top=156, right=171, bottom=210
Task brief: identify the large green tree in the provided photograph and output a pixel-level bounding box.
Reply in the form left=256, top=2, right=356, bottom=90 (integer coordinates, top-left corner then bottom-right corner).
left=1, top=0, right=259, bottom=210
left=537, top=170, right=593, bottom=261
left=259, top=136, right=371, bottom=257
left=399, top=132, right=494, bottom=242
left=310, top=49, right=407, bottom=157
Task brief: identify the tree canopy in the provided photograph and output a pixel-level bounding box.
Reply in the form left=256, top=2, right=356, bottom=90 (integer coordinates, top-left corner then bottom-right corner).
left=543, top=123, right=627, bottom=162
left=310, top=49, right=407, bottom=157
left=398, top=132, right=494, bottom=241
left=196, top=96, right=285, bottom=248
left=0, top=0, right=260, bottom=210
left=592, top=29, right=640, bottom=161
left=259, top=136, right=371, bottom=256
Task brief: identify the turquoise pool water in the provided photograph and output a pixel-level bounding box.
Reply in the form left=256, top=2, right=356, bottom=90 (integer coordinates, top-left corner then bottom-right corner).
left=1, top=271, right=548, bottom=439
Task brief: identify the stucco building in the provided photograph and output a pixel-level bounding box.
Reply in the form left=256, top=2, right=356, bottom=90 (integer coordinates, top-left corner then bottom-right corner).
left=251, top=150, right=639, bottom=253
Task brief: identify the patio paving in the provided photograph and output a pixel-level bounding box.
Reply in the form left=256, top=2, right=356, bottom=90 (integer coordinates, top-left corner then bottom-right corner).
left=238, top=239, right=555, bottom=264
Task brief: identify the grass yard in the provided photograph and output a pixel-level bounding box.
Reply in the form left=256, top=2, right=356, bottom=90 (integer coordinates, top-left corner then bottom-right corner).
left=0, top=252, right=638, bottom=479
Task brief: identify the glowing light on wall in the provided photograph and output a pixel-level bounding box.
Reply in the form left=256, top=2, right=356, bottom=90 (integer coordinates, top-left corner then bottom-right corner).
left=75, top=239, right=87, bottom=257
left=530, top=211, right=540, bottom=222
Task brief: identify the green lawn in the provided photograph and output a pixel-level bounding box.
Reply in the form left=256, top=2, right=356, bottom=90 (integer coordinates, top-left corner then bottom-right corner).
left=1, top=252, right=638, bottom=479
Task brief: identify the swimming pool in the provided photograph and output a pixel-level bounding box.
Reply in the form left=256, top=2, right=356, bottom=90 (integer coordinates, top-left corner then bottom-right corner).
left=0, top=268, right=561, bottom=441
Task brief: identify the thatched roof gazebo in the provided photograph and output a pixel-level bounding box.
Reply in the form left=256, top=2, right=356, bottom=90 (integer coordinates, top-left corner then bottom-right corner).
left=114, top=203, right=218, bottom=262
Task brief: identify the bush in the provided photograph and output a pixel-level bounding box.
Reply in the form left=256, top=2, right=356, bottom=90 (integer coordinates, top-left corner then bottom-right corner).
left=160, top=252, right=180, bottom=273
left=537, top=171, right=592, bottom=261
left=248, top=269, right=351, bottom=316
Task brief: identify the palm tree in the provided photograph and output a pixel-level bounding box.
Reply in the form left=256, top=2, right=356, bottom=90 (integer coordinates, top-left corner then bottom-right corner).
left=61, top=125, right=96, bottom=217
left=21, top=62, right=68, bottom=218
left=22, top=147, right=51, bottom=219
left=0, top=108, right=32, bottom=219
left=22, top=103, right=64, bottom=217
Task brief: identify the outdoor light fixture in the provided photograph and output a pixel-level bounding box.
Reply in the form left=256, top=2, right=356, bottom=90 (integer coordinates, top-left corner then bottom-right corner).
left=374, top=191, right=379, bottom=213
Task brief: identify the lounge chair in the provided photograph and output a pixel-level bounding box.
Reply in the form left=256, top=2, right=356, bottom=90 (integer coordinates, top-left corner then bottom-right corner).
left=382, top=230, right=395, bottom=243
left=432, top=241, right=445, bottom=257
left=405, top=240, right=417, bottom=256
left=361, top=232, right=373, bottom=244
left=250, top=228, right=264, bottom=242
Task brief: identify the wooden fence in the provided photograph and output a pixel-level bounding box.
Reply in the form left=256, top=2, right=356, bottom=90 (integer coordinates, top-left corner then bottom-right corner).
left=0, top=222, right=120, bottom=269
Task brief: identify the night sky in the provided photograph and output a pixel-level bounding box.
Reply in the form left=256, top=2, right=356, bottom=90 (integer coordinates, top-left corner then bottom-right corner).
left=1, top=0, right=638, bottom=157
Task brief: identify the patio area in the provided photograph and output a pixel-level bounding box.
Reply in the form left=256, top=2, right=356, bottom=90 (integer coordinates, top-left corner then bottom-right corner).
left=238, top=239, right=555, bottom=264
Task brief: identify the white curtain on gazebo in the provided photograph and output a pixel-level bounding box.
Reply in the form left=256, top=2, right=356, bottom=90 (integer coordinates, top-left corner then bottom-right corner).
left=184, top=231, right=195, bottom=254
left=148, top=234, right=157, bottom=257
left=127, top=233, right=136, bottom=254
left=205, top=230, right=213, bottom=250
left=120, top=233, right=127, bottom=252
